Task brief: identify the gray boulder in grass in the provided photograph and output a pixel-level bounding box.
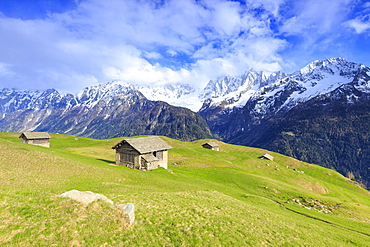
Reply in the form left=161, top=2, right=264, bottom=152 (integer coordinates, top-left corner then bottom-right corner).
left=59, top=190, right=135, bottom=225
left=115, top=203, right=135, bottom=225
left=59, top=190, right=114, bottom=206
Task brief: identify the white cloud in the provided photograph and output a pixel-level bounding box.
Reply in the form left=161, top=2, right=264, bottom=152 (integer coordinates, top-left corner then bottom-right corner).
left=103, top=58, right=192, bottom=86
left=274, top=0, right=368, bottom=70
left=280, top=0, right=353, bottom=35
left=345, top=18, right=370, bottom=33
left=166, top=50, right=178, bottom=57
left=142, top=51, right=162, bottom=59
left=344, top=1, right=370, bottom=35
left=246, top=0, right=286, bottom=18
left=0, top=0, right=291, bottom=92
left=204, top=0, right=242, bottom=36
left=0, top=62, right=15, bottom=77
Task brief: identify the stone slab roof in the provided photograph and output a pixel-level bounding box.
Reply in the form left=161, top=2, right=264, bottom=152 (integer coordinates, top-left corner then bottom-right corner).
left=20, top=132, right=51, bottom=140
left=258, top=153, right=274, bottom=161
left=203, top=142, right=219, bottom=147
left=142, top=153, right=159, bottom=162
left=112, top=136, right=173, bottom=154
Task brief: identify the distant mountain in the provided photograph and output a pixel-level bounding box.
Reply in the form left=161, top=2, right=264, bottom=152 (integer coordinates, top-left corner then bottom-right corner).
left=0, top=82, right=213, bottom=141
left=199, top=58, right=370, bottom=188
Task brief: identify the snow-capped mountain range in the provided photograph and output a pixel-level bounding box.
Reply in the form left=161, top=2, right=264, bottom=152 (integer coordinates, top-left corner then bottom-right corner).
left=141, top=57, right=370, bottom=115
left=200, top=58, right=369, bottom=116
left=2, top=57, right=368, bottom=116
left=0, top=82, right=139, bottom=114
left=199, top=57, right=370, bottom=134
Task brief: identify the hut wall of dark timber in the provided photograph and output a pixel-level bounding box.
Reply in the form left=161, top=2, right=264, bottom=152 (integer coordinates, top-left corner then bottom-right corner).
left=19, top=132, right=51, bottom=148
left=114, top=142, right=141, bottom=169
left=112, top=136, right=172, bottom=171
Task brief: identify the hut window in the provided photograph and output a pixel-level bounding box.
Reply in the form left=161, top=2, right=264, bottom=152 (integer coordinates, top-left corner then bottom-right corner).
left=153, top=151, right=163, bottom=160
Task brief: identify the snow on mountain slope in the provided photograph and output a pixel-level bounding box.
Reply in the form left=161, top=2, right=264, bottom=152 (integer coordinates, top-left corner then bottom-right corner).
left=0, top=88, right=42, bottom=113
left=200, top=75, right=244, bottom=100
left=76, top=81, right=140, bottom=108
left=199, top=70, right=287, bottom=111
left=200, top=58, right=368, bottom=116
left=137, top=70, right=286, bottom=112
left=137, top=84, right=202, bottom=112
left=0, top=88, right=78, bottom=114
left=0, top=81, right=142, bottom=115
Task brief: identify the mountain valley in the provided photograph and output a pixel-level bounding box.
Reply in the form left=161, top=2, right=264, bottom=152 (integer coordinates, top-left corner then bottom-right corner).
left=1, top=58, right=370, bottom=187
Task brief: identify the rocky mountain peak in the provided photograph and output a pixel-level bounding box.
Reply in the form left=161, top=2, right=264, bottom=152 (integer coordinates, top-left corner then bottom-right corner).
left=298, top=58, right=362, bottom=78
left=76, top=81, right=143, bottom=108
left=200, top=75, right=243, bottom=100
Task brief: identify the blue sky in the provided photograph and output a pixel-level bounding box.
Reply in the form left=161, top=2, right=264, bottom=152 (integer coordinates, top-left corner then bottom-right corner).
left=0, top=0, right=369, bottom=92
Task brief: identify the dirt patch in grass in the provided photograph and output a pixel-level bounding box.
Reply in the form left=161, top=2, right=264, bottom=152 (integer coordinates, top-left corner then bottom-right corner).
left=295, top=180, right=329, bottom=194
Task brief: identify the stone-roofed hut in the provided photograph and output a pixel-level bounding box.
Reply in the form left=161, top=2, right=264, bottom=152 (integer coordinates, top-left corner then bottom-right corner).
left=19, top=132, right=51, bottom=148
left=202, top=142, right=220, bottom=151
left=112, top=136, right=173, bottom=171
left=258, top=153, right=274, bottom=161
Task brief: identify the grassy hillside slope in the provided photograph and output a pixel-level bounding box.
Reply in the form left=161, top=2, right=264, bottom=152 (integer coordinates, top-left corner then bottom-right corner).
left=0, top=133, right=369, bottom=246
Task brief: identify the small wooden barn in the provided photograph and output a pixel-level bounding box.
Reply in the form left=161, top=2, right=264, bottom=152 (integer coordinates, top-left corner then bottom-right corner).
left=112, top=136, right=173, bottom=171
left=258, top=153, right=274, bottom=161
left=19, top=132, right=51, bottom=148
left=202, top=142, right=220, bottom=151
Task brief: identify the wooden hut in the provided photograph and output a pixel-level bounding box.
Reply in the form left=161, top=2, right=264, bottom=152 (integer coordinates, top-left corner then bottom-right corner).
left=202, top=142, right=220, bottom=151
left=258, top=153, right=274, bottom=161
left=112, top=136, right=173, bottom=171
left=19, top=132, right=51, bottom=148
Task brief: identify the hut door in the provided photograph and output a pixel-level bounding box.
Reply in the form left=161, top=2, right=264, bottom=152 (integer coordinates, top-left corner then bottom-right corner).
left=141, top=157, right=148, bottom=170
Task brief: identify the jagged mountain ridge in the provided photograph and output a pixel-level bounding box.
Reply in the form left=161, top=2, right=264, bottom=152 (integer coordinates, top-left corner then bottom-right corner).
left=0, top=83, right=213, bottom=141
left=137, top=58, right=367, bottom=117
left=200, top=58, right=365, bottom=118
left=2, top=58, right=366, bottom=117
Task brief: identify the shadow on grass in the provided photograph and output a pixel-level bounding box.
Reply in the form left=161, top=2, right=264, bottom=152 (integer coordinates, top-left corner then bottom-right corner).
left=97, top=159, right=115, bottom=164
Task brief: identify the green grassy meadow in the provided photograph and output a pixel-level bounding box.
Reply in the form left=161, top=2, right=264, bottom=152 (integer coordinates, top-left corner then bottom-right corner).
left=0, top=132, right=369, bottom=246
